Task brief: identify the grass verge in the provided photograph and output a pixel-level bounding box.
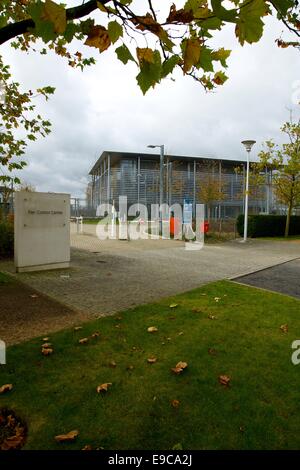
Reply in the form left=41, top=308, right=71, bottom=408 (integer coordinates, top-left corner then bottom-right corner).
left=0, top=280, right=300, bottom=450
left=0, top=272, right=12, bottom=284
left=256, top=236, right=300, bottom=241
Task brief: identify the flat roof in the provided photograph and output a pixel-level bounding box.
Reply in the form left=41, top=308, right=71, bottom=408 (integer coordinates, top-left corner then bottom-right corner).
left=89, top=151, right=246, bottom=174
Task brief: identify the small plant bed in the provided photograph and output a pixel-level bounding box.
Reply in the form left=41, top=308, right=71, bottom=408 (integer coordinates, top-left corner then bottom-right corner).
left=0, top=281, right=300, bottom=450
left=0, top=408, right=27, bottom=450
left=205, top=232, right=236, bottom=244
left=0, top=218, right=14, bottom=259
left=257, top=236, right=300, bottom=241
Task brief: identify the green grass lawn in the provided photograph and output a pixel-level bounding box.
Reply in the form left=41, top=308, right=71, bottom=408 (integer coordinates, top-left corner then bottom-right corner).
left=82, top=218, right=137, bottom=225
left=82, top=218, right=103, bottom=224
left=257, top=235, right=300, bottom=241
left=1, top=280, right=300, bottom=450
left=0, top=272, right=11, bottom=284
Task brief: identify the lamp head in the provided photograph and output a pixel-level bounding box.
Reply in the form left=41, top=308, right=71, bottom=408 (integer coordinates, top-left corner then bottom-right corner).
left=147, top=144, right=164, bottom=149
left=241, top=140, right=256, bottom=152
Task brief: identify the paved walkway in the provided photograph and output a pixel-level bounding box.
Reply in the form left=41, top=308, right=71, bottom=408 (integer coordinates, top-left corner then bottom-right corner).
left=235, top=258, right=300, bottom=299
left=1, top=232, right=299, bottom=319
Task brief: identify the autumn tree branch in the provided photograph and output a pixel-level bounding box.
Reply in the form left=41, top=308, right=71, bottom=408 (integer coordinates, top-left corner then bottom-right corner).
left=268, top=0, right=300, bottom=39
left=0, top=0, right=112, bottom=46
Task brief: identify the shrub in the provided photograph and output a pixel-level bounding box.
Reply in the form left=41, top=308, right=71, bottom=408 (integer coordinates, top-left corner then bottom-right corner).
left=0, top=220, right=14, bottom=258
left=236, top=214, right=300, bottom=238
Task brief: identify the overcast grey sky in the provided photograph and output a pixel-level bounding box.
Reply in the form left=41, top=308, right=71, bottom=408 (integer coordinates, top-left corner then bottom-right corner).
left=2, top=1, right=300, bottom=198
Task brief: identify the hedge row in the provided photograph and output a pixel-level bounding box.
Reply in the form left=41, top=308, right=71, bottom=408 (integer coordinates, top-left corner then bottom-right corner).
left=236, top=214, right=300, bottom=238
left=0, top=220, right=14, bottom=258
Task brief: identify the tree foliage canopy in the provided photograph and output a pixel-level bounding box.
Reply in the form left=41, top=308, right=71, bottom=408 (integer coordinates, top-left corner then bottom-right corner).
left=258, top=121, right=300, bottom=235
left=0, top=0, right=299, bottom=183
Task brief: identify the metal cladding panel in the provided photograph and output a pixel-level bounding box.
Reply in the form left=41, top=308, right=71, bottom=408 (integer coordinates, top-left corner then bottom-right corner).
left=91, top=155, right=269, bottom=216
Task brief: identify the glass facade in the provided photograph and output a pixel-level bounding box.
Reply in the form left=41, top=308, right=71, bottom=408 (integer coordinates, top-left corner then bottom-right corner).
left=90, top=152, right=273, bottom=219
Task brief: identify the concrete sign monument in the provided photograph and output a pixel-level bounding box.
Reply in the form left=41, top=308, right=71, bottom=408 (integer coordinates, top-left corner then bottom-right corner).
left=14, top=191, right=70, bottom=272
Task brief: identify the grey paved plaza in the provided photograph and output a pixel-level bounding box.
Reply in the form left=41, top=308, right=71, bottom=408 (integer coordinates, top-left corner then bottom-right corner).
left=1, top=225, right=300, bottom=318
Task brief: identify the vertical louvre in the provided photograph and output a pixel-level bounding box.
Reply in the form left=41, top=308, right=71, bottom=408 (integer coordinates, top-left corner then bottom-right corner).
left=91, top=155, right=271, bottom=218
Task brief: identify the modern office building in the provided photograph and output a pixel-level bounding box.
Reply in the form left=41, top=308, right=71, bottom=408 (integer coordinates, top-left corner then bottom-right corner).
left=89, top=151, right=273, bottom=219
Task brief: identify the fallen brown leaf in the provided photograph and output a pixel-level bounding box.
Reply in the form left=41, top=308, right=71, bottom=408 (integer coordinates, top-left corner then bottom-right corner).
left=219, top=375, right=231, bottom=387
left=171, top=361, right=188, bottom=374
left=96, top=383, right=112, bottom=393
left=91, top=331, right=100, bottom=338
left=147, top=356, right=157, bottom=364
left=7, top=415, right=16, bottom=428
left=109, top=360, right=117, bottom=368
left=280, top=324, right=288, bottom=333
left=176, top=361, right=188, bottom=369
left=15, top=424, right=25, bottom=437
left=147, top=326, right=158, bottom=333
left=171, top=399, right=180, bottom=408
left=55, top=430, right=79, bottom=442
left=42, top=348, right=53, bottom=356
left=0, top=384, right=13, bottom=394
left=79, top=337, right=89, bottom=344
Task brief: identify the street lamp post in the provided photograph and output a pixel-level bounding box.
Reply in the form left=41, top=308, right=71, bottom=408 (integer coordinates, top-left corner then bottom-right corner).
left=147, top=144, right=164, bottom=233
left=241, top=140, right=256, bottom=242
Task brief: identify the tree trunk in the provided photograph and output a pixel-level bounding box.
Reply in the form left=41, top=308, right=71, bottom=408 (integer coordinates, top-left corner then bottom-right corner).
left=285, top=177, right=295, bottom=238
left=285, top=202, right=292, bottom=237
